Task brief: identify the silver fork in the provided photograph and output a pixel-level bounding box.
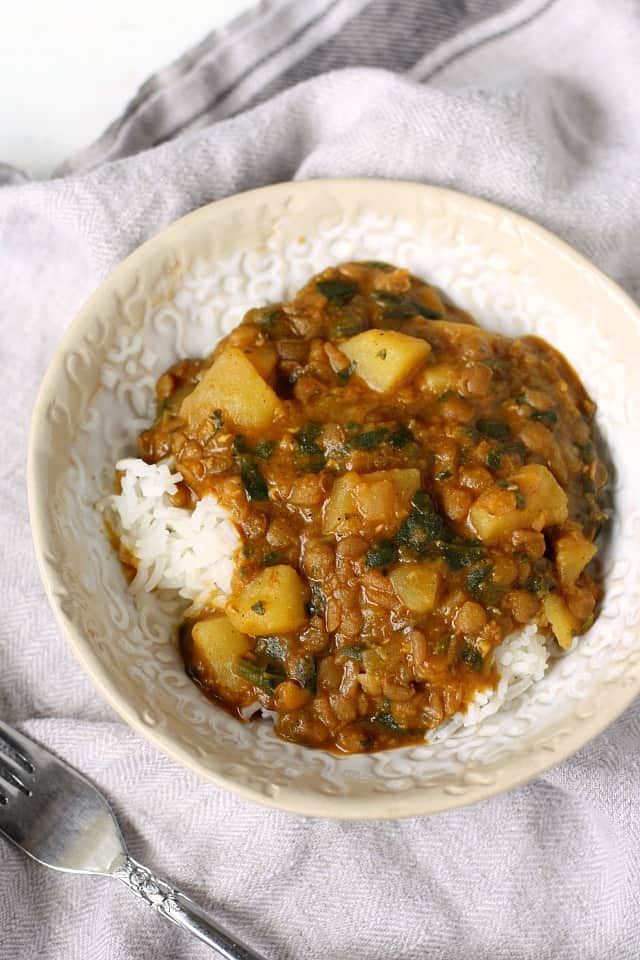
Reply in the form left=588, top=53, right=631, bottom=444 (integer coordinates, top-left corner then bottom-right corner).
left=0, top=719, right=267, bottom=959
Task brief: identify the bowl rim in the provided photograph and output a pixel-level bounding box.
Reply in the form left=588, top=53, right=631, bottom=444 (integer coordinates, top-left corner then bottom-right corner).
left=27, top=177, right=640, bottom=819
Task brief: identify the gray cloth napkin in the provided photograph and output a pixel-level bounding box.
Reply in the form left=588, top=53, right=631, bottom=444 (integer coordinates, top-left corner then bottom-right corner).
left=2, top=0, right=640, bottom=957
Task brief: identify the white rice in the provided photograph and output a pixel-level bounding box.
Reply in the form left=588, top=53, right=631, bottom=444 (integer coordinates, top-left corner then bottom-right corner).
left=100, top=459, right=550, bottom=739
left=98, top=458, right=240, bottom=615
left=431, top=622, right=548, bottom=741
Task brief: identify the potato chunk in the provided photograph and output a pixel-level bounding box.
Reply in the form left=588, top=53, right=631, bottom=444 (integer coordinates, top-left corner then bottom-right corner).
left=469, top=464, right=568, bottom=544
left=226, top=565, right=307, bottom=635
left=340, top=329, right=431, bottom=393
left=390, top=562, right=441, bottom=614
left=543, top=594, right=579, bottom=650
left=323, top=468, right=420, bottom=537
left=191, top=615, right=252, bottom=693
left=554, top=531, right=597, bottom=587
left=417, top=363, right=461, bottom=397
left=243, top=343, right=278, bottom=383
left=180, top=346, right=282, bottom=433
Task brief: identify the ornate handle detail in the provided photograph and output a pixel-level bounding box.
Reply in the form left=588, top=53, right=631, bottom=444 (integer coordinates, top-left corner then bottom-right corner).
left=115, top=856, right=267, bottom=960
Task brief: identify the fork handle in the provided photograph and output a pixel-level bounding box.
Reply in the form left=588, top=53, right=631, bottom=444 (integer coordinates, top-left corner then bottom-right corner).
left=116, top=855, right=267, bottom=959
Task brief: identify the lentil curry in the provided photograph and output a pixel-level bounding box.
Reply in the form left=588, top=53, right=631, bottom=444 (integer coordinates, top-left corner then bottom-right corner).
left=136, top=261, right=606, bottom=754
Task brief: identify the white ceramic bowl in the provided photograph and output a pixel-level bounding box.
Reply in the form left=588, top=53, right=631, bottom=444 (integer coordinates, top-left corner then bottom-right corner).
left=28, top=180, right=640, bottom=819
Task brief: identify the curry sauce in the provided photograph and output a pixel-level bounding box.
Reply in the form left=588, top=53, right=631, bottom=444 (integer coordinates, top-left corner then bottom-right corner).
left=138, top=262, right=606, bottom=753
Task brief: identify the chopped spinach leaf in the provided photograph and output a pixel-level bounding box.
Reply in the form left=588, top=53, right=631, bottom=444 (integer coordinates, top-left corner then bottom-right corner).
left=530, top=409, right=558, bottom=426
left=486, top=439, right=526, bottom=471
left=376, top=348, right=388, bottom=359
left=336, top=361, right=356, bottom=384
left=254, top=440, right=276, bottom=460
left=290, top=655, right=317, bottom=692
left=348, top=428, right=389, bottom=450
left=233, top=434, right=248, bottom=455
left=435, top=469, right=452, bottom=481
left=340, top=646, right=365, bottom=660
left=523, top=575, right=546, bottom=595
left=254, top=308, right=279, bottom=329
left=308, top=583, right=326, bottom=617
left=255, top=635, right=286, bottom=660
left=388, top=428, right=414, bottom=449
left=476, top=419, right=510, bottom=441
left=461, top=645, right=483, bottom=670
left=434, top=635, right=453, bottom=656
left=295, top=422, right=323, bottom=456
left=210, top=409, right=224, bottom=431
left=305, top=455, right=327, bottom=474
left=465, top=564, right=493, bottom=600
left=514, top=487, right=526, bottom=510
left=440, top=540, right=486, bottom=571
left=316, top=279, right=358, bottom=305
left=577, top=440, right=595, bottom=462
left=240, top=461, right=268, bottom=501
left=251, top=601, right=265, bottom=615
left=465, top=563, right=503, bottom=607
left=396, top=490, right=451, bottom=556
left=365, top=540, right=398, bottom=569
left=375, top=292, right=441, bottom=320
left=329, top=313, right=367, bottom=339
left=486, top=449, right=503, bottom=471
left=372, top=709, right=405, bottom=732
left=236, top=658, right=286, bottom=693
left=347, top=427, right=414, bottom=451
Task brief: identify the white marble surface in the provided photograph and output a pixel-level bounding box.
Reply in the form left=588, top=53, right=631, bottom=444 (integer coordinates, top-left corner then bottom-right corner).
left=0, top=0, right=255, bottom=179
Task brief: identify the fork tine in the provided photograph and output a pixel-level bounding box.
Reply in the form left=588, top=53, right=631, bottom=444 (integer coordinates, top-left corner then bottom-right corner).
left=0, top=720, right=36, bottom=774
left=0, top=755, right=31, bottom=796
